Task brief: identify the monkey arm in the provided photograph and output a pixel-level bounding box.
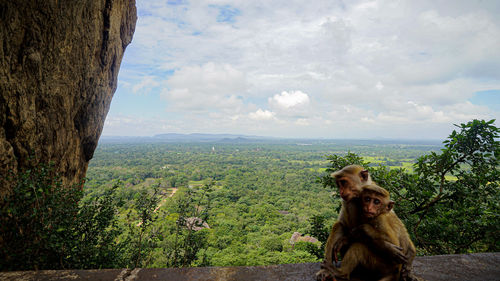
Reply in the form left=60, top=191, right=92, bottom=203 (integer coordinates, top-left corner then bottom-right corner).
left=317, top=222, right=343, bottom=281
left=399, top=235, right=418, bottom=281
left=324, top=221, right=346, bottom=264
left=351, top=224, right=408, bottom=264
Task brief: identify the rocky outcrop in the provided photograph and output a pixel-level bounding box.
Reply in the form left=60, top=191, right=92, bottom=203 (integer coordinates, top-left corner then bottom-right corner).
left=0, top=0, right=136, bottom=195
left=185, top=217, right=211, bottom=231
left=289, top=232, right=319, bottom=244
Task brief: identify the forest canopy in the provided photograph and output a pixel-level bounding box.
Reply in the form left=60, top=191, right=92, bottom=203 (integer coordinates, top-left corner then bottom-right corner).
left=0, top=119, right=498, bottom=270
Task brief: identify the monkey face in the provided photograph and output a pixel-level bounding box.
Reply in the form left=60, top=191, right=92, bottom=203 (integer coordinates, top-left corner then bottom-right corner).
left=361, top=193, right=386, bottom=218
left=332, top=165, right=371, bottom=202
left=336, top=177, right=360, bottom=202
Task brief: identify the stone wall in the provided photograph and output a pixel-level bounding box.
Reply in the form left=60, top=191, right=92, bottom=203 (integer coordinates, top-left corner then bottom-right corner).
left=0, top=253, right=499, bottom=281
left=0, top=0, right=136, bottom=196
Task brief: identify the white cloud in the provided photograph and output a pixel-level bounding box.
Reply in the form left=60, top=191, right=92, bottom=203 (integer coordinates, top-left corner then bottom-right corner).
left=103, top=115, right=181, bottom=136
left=161, top=62, right=247, bottom=113
left=269, top=90, right=310, bottom=110
left=249, top=109, right=276, bottom=121
left=132, top=76, right=160, bottom=94
left=106, top=0, right=500, bottom=139
left=369, top=100, right=492, bottom=126
left=295, top=118, right=310, bottom=126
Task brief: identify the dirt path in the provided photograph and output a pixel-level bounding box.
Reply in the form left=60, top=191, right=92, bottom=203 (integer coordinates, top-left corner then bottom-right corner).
left=138, top=188, right=179, bottom=226
left=153, top=187, right=178, bottom=212
left=169, top=187, right=178, bottom=197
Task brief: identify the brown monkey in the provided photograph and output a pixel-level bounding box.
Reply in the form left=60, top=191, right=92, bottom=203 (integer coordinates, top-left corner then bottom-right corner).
left=326, top=165, right=371, bottom=261
left=330, top=184, right=417, bottom=281
left=316, top=165, right=375, bottom=281
left=317, top=166, right=417, bottom=281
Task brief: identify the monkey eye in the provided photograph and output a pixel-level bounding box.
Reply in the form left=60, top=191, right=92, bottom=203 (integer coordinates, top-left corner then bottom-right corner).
left=363, top=197, right=371, bottom=202
left=374, top=199, right=381, bottom=205
left=339, top=179, right=347, bottom=186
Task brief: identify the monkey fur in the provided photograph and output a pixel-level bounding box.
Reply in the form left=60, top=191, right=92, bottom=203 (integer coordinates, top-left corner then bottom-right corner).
left=317, top=166, right=418, bottom=281
left=330, top=184, right=417, bottom=281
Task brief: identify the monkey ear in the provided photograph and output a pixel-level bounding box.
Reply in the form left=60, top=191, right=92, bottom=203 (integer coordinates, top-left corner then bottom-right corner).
left=360, top=170, right=369, bottom=181
left=387, top=200, right=395, bottom=212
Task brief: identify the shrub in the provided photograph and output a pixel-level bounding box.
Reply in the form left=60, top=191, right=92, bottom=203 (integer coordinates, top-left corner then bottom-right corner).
left=0, top=164, right=121, bottom=270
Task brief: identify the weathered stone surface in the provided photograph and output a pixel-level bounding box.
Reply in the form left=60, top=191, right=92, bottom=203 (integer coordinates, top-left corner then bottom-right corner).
left=412, top=252, right=500, bottom=281
left=0, top=0, right=136, bottom=196
left=0, top=253, right=498, bottom=281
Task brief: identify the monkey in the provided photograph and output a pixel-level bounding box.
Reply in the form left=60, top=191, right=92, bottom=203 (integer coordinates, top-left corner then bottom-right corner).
left=316, top=165, right=374, bottom=281
left=355, top=184, right=420, bottom=281
left=329, top=184, right=417, bottom=281
left=325, top=165, right=372, bottom=263
left=316, top=166, right=409, bottom=281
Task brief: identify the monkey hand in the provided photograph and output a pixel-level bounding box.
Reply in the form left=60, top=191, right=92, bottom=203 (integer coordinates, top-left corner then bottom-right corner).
left=400, top=264, right=426, bottom=281
left=315, top=268, right=331, bottom=281
left=383, top=241, right=408, bottom=264
left=316, top=261, right=337, bottom=281
left=333, top=237, right=348, bottom=262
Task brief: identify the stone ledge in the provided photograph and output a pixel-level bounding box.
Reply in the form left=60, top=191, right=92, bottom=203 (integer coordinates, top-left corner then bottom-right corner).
left=1, top=253, right=498, bottom=281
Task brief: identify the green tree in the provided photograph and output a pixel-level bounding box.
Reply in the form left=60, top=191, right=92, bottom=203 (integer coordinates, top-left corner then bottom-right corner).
left=166, top=183, right=213, bottom=267
left=410, top=119, right=499, bottom=254
left=307, top=215, right=330, bottom=258
left=119, top=184, right=161, bottom=268
left=320, top=119, right=499, bottom=255
left=71, top=183, right=123, bottom=269
left=0, top=164, right=121, bottom=270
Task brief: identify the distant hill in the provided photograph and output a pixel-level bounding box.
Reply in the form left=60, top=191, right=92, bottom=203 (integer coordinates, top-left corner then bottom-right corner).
left=99, top=133, right=276, bottom=143
left=99, top=133, right=442, bottom=146
left=153, top=133, right=268, bottom=141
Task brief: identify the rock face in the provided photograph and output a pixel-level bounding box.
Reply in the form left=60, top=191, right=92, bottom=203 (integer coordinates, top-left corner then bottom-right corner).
left=0, top=0, right=136, bottom=195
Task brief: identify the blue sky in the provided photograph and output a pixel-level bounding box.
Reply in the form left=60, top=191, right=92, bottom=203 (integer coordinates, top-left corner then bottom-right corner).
left=103, top=0, right=500, bottom=139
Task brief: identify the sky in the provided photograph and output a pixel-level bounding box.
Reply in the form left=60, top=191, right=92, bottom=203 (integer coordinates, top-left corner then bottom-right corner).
left=102, top=0, right=500, bottom=140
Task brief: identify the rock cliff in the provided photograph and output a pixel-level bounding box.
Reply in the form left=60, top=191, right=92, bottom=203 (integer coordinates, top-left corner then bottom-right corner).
left=0, top=0, right=136, bottom=195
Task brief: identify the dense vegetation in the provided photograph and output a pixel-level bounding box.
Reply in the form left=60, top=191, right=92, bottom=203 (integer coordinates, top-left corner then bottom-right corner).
left=1, top=119, right=498, bottom=270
